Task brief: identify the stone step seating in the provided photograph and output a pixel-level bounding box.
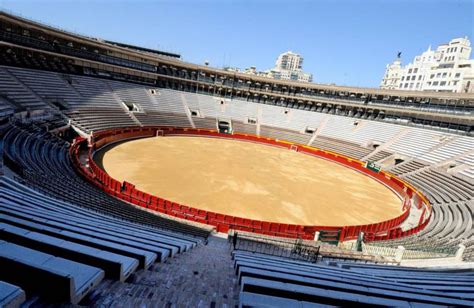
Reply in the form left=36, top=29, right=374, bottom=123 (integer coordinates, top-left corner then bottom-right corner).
left=134, top=112, right=192, bottom=127
left=107, top=80, right=153, bottom=108
left=387, top=128, right=444, bottom=158
left=69, top=75, right=121, bottom=107
left=311, top=135, right=372, bottom=159
left=193, top=117, right=217, bottom=130
left=0, top=240, right=104, bottom=304
left=371, top=201, right=473, bottom=261
left=260, top=125, right=312, bottom=145
left=232, top=121, right=257, bottom=135
left=422, top=169, right=473, bottom=200
left=0, top=222, right=139, bottom=282
left=89, top=236, right=239, bottom=307
left=233, top=250, right=474, bottom=307
left=318, top=115, right=403, bottom=146
left=405, top=169, right=472, bottom=204
left=65, top=108, right=136, bottom=133
left=180, top=91, right=223, bottom=119
left=6, top=66, right=82, bottom=107
left=0, top=96, right=15, bottom=117
left=0, top=175, right=203, bottom=304
left=457, top=152, right=474, bottom=179
left=33, top=116, right=68, bottom=132
left=0, top=194, right=186, bottom=262
left=0, top=210, right=158, bottom=269
left=0, top=66, right=53, bottom=112
left=1, top=177, right=199, bottom=253
left=369, top=150, right=393, bottom=162
left=420, top=136, right=474, bottom=165
left=259, top=104, right=312, bottom=132
left=152, top=89, right=192, bottom=114
left=329, top=262, right=474, bottom=292
left=389, top=159, right=428, bottom=175
left=223, top=97, right=260, bottom=120
left=2, top=125, right=211, bottom=239
left=62, top=75, right=137, bottom=132
left=0, top=281, right=25, bottom=308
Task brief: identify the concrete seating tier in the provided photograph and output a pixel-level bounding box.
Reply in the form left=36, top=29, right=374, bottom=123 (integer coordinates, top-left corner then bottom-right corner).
left=311, top=136, right=373, bottom=159
left=260, top=125, right=312, bottom=145
left=2, top=125, right=211, bottom=240
left=0, top=240, right=104, bottom=304
left=0, top=281, right=25, bottom=308
left=0, top=171, right=203, bottom=304
left=233, top=250, right=474, bottom=307
left=389, top=159, right=429, bottom=175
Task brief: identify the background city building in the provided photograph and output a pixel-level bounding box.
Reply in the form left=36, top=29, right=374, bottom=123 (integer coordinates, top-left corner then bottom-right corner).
left=381, top=37, right=474, bottom=93
left=224, top=51, right=313, bottom=83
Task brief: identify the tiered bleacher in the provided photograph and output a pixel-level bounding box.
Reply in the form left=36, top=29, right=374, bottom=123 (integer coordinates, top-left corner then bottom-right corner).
left=0, top=281, right=25, bottom=308
left=232, top=243, right=474, bottom=306
left=0, top=48, right=472, bottom=306
left=0, top=122, right=212, bottom=304
left=0, top=67, right=472, bottom=260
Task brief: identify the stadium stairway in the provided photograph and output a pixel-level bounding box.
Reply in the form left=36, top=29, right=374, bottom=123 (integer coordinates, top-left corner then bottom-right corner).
left=89, top=236, right=240, bottom=307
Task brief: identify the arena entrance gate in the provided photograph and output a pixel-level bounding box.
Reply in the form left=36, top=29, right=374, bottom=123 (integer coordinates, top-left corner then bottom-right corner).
left=217, top=120, right=232, bottom=134
left=156, top=129, right=164, bottom=137
left=319, top=230, right=341, bottom=245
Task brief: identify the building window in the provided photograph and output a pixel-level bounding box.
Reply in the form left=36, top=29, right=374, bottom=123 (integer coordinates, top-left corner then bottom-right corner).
left=413, top=68, right=418, bottom=73
left=442, top=73, right=447, bottom=77
left=455, top=73, right=461, bottom=78
left=430, top=74, right=435, bottom=79
left=440, top=81, right=446, bottom=86
left=408, top=69, right=412, bottom=74
left=433, top=81, right=439, bottom=86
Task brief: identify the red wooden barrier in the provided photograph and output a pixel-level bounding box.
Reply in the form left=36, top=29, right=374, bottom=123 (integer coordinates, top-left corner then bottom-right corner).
left=69, top=126, right=432, bottom=242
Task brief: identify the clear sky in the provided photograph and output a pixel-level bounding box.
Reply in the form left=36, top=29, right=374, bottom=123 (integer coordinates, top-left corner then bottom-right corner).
left=0, top=0, right=472, bottom=88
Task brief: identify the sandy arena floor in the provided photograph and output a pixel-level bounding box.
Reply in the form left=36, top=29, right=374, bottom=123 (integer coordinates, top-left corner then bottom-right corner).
left=98, top=136, right=402, bottom=226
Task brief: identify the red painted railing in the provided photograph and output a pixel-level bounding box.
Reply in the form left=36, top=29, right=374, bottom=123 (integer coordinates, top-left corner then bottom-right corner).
left=69, top=126, right=432, bottom=242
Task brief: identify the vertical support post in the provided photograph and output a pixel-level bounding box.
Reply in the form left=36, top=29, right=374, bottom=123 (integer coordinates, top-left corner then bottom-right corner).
left=455, top=244, right=466, bottom=261
left=395, top=246, right=405, bottom=262
left=314, top=231, right=320, bottom=242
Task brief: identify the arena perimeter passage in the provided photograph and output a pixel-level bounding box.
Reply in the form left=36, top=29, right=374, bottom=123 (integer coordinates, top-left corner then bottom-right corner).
left=97, top=136, right=402, bottom=226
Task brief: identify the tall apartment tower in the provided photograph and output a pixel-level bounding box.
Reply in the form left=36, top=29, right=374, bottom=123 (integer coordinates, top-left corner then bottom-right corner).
left=270, top=51, right=313, bottom=82
left=275, top=51, right=304, bottom=71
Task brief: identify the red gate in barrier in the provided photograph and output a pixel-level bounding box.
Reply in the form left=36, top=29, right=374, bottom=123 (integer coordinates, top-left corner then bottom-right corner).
left=69, top=126, right=432, bottom=242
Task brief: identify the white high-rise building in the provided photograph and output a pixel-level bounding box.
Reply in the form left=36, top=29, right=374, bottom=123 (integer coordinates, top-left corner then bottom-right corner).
left=239, top=51, right=313, bottom=82
left=269, top=51, right=313, bottom=82
left=381, top=37, right=474, bottom=93
left=275, top=51, right=304, bottom=71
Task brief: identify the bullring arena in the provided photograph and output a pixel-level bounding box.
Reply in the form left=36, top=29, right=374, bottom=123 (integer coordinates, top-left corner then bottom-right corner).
left=0, top=10, right=473, bottom=308
left=98, top=135, right=402, bottom=226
